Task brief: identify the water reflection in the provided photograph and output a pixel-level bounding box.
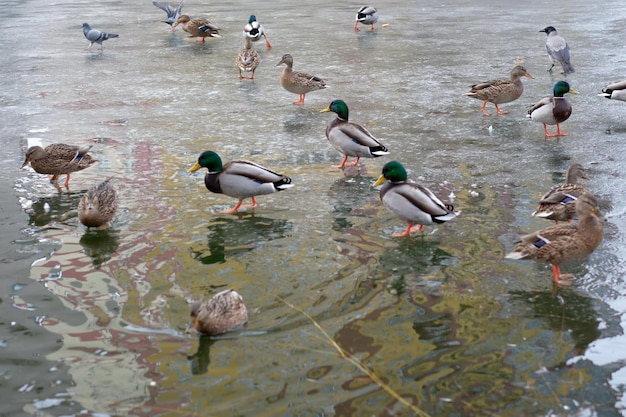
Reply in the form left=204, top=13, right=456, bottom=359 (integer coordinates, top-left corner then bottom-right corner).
left=510, top=289, right=601, bottom=356
left=187, top=334, right=214, bottom=375
left=26, top=191, right=83, bottom=227
left=79, top=229, right=120, bottom=268
left=189, top=214, right=293, bottom=265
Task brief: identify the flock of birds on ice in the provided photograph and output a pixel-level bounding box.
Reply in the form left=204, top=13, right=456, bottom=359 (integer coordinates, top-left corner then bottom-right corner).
left=19, top=3, right=626, bottom=334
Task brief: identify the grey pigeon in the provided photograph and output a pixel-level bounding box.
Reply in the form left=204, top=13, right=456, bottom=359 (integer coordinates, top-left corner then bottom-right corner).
left=540, top=26, right=574, bottom=74
left=152, top=0, right=184, bottom=32
left=82, top=23, right=119, bottom=51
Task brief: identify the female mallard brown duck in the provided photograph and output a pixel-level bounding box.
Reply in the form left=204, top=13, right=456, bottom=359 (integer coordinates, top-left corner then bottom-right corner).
left=78, top=179, right=119, bottom=228
left=188, top=150, right=294, bottom=214
left=532, top=163, right=589, bottom=223
left=354, top=6, right=379, bottom=31
left=189, top=289, right=248, bottom=335
left=599, top=79, right=626, bottom=102
left=243, top=15, right=271, bottom=49
left=276, top=54, right=326, bottom=105
left=320, top=99, right=389, bottom=169
left=506, top=192, right=604, bottom=285
left=464, top=66, right=534, bottom=116
left=172, top=15, right=221, bottom=42
left=527, top=81, right=578, bottom=137
left=21, top=143, right=97, bottom=187
left=373, top=161, right=459, bottom=237
left=236, top=36, right=260, bottom=79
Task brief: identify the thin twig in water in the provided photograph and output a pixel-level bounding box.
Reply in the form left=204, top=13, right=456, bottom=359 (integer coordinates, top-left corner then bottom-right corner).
left=277, top=295, right=431, bottom=417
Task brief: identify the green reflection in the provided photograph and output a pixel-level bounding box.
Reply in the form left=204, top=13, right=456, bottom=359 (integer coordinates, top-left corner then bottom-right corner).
left=79, top=229, right=120, bottom=268
left=189, top=214, right=293, bottom=265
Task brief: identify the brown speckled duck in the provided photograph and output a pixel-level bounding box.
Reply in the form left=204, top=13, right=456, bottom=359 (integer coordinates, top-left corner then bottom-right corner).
left=464, top=66, right=534, bottom=116
left=189, top=289, right=248, bottom=335
left=172, top=15, right=221, bottom=42
left=236, top=36, right=260, bottom=79
left=505, top=192, right=605, bottom=285
left=21, top=143, right=97, bottom=187
left=276, top=54, right=326, bottom=105
left=78, top=179, right=119, bottom=228
left=532, top=163, right=590, bottom=223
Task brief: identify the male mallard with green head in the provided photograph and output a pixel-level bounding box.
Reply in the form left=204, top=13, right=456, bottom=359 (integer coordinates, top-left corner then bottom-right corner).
left=373, top=161, right=458, bottom=237
left=528, top=81, right=578, bottom=137
left=321, top=99, right=389, bottom=169
left=189, top=150, right=293, bottom=213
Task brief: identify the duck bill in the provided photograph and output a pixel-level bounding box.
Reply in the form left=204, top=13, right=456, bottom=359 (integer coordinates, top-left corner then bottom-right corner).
left=188, top=162, right=202, bottom=173
left=373, top=175, right=387, bottom=187
left=20, top=158, right=30, bottom=169
left=320, top=106, right=331, bottom=113
left=569, top=88, right=580, bottom=95
left=524, top=72, right=535, bottom=79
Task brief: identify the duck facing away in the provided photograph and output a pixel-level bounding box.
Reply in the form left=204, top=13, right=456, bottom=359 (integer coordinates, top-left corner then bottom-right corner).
left=189, top=289, right=248, bottom=335
left=599, top=79, right=626, bottom=102
left=373, top=161, right=459, bottom=237
left=532, top=163, right=590, bottom=223
left=321, top=99, right=389, bottom=169
left=152, top=0, right=184, bottom=31
left=528, top=81, right=578, bottom=138
left=464, top=66, right=534, bottom=116
left=354, top=6, right=379, bottom=31
left=78, top=179, right=119, bottom=228
left=82, top=23, right=119, bottom=51
left=243, top=15, right=271, bottom=49
left=276, top=54, right=326, bottom=105
left=172, top=15, right=221, bottom=41
left=188, top=150, right=294, bottom=214
left=540, top=26, right=574, bottom=74
left=21, top=143, right=98, bottom=187
left=505, top=192, right=604, bottom=285
left=236, top=36, right=260, bottom=79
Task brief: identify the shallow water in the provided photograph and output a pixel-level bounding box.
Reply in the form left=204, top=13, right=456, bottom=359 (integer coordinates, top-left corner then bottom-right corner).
left=2, top=0, right=626, bottom=416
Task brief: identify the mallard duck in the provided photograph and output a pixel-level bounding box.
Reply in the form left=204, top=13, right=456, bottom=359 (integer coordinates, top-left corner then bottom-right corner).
left=188, top=150, right=294, bottom=213
left=528, top=81, right=578, bottom=137
left=320, top=99, right=389, bottom=169
left=505, top=192, right=604, bottom=285
left=172, top=15, right=221, bottom=42
left=78, top=179, right=119, bottom=228
left=236, top=36, right=260, bottom=79
left=152, top=0, right=184, bottom=32
left=21, top=143, right=98, bottom=187
left=243, top=15, right=271, bottom=49
left=532, top=163, right=590, bottom=223
left=540, top=26, right=574, bottom=74
left=599, top=79, right=626, bottom=102
left=373, top=161, right=459, bottom=237
left=354, top=6, right=379, bottom=31
left=189, top=289, right=248, bottom=335
left=276, top=54, right=326, bottom=105
left=464, top=66, right=534, bottom=116
left=82, top=23, right=119, bottom=51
